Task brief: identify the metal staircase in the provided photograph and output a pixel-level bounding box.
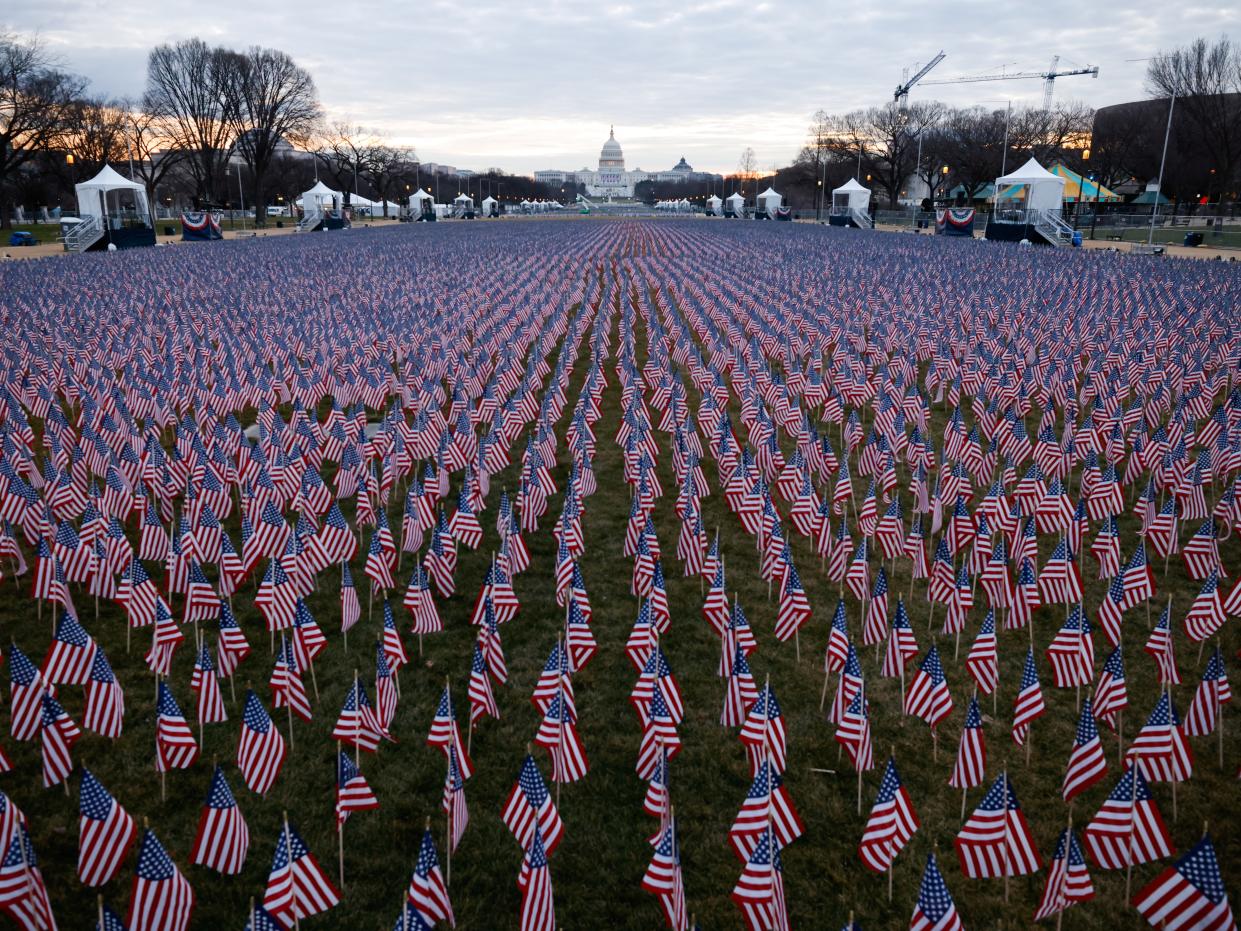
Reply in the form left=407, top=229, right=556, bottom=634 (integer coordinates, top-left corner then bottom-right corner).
left=297, top=212, right=322, bottom=232
left=850, top=207, right=873, bottom=229
left=63, top=215, right=104, bottom=252
left=1032, top=209, right=1074, bottom=247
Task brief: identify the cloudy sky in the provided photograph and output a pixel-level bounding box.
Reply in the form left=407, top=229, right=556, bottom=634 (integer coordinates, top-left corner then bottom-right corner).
left=10, top=1, right=1240, bottom=174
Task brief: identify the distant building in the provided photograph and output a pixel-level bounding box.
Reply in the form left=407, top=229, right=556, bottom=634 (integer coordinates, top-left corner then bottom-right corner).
left=536, top=128, right=718, bottom=199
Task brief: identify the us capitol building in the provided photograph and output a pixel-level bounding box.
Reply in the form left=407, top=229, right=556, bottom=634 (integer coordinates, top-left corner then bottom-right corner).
left=535, top=127, right=719, bottom=199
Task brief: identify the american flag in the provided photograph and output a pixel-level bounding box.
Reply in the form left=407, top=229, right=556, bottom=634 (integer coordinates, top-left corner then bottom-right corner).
left=332, top=677, right=386, bottom=752
left=8, top=645, right=51, bottom=742
left=965, top=609, right=998, bottom=694
left=426, top=687, right=474, bottom=779
left=263, top=821, right=340, bottom=926
left=190, top=765, right=249, bottom=875
left=1033, top=827, right=1094, bottom=922
left=739, top=684, right=787, bottom=776
left=237, top=690, right=286, bottom=795
left=155, top=681, right=199, bottom=771
left=77, top=768, right=137, bottom=887
left=336, top=752, right=380, bottom=825
left=835, top=686, right=874, bottom=772
left=84, top=645, right=124, bottom=740
left=1062, top=699, right=1108, bottom=801
left=1185, top=649, right=1231, bottom=737
left=859, top=757, right=919, bottom=873
left=340, top=562, right=361, bottom=634
left=1185, top=570, right=1227, bottom=642
left=1133, top=834, right=1235, bottom=931
left=40, top=611, right=96, bottom=685
left=1093, top=645, right=1129, bottom=728
left=442, top=741, right=470, bottom=854
left=534, top=688, right=588, bottom=784
left=642, top=816, right=688, bottom=931
left=39, top=693, right=80, bottom=787
left=862, top=566, right=889, bottom=647
left=406, top=828, right=454, bottom=929
left=503, top=753, right=564, bottom=855
left=518, top=827, right=555, bottom=931
left=883, top=596, right=920, bottom=679
left=1046, top=604, right=1094, bottom=688
left=909, top=852, right=962, bottom=931
left=1082, top=766, right=1172, bottom=869
left=949, top=695, right=986, bottom=791
left=728, top=754, right=804, bottom=861
left=128, top=828, right=194, bottom=931
left=731, top=826, right=788, bottom=931
left=191, top=643, right=227, bottom=726
left=955, top=771, right=1042, bottom=878
left=1011, top=648, right=1046, bottom=746
left=0, top=824, right=56, bottom=931
left=904, top=644, right=953, bottom=729
left=1126, top=691, right=1193, bottom=783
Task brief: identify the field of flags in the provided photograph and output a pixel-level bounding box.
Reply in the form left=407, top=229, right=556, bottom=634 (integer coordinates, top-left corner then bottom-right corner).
left=0, top=217, right=1237, bottom=929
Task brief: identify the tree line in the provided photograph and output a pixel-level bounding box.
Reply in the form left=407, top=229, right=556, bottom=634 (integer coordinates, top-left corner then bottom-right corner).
left=0, top=34, right=559, bottom=229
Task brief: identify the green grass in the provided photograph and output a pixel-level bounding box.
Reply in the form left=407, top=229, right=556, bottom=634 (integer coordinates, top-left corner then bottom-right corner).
left=4, top=237, right=1238, bottom=931
left=1084, top=224, right=1241, bottom=249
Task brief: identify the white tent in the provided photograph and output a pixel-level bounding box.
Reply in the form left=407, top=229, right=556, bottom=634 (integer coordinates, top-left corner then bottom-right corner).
left=706, top=194, right=722, bottom=215
left=74, top=165, right=150, bottom=227
left=301, top=181, right=340, bottom=218
left=725, top=192, right=745, bottom=215
left=409, top=189, right=432, bottom=208
left=453, top=193, right=474, bottom=209
left=994, top=158, right=1064, bottom=214
left=757, top=187, right=781, bottom=217
left=481, top=196, right=498, bottom=216
left=831, top=178, right=871, bottom=213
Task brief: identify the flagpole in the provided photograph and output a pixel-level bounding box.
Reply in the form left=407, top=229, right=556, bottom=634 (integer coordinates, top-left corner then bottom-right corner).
left=1124, top=756, right=1139, bottom=899
left=1002, top=766, right=1011, bottom=902
left=280, top=638, right=294, bottom=750
left=282, top=811, right=301, bottom=931
left=445, top=675, right=454, bottom=887
left=337, top=741, right=345, bottom=888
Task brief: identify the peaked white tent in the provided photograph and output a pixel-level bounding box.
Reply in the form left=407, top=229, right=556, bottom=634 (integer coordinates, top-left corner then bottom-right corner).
left=301, top=181, right=341, bottom=218
left=706, top=194, right=722, bottom=215
left=453, top=193, right=474, bottom=209
left=481, top=195, right=498, bottom=216
left=757, top=186, right=782, bottom=218
left=409, top=189, right=432, bottom=208
left=994, top=158, right=1065, bottom=214
left=831, top=178, right=871, bottom=214
left=724, top=192, right=745, bottom=216
left=74, top=165, right=151, bottom=228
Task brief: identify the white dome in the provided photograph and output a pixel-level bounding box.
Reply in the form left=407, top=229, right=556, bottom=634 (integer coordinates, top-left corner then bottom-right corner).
left=600, top=127, right=623, bottom=160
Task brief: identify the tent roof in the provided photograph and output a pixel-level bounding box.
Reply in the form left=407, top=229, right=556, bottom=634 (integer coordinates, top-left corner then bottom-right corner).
left=76, top=164, right=144, bottom=192
left=996, top=157, right=1063, bottom=186
left=1048, top=164, right=1122, bottom=202
left=833, top=178, right=869, bottom=194
left=481, top=196, right=497, bottom=204
left=758, top=186, right=780, bottom=197
left=1129, top=189, right=1171, bottom=205
left=302, top=180, right=338, bottom=196
left=725, top=191, right=745, bottom=201
left=409, top=189, right=432, bottom=201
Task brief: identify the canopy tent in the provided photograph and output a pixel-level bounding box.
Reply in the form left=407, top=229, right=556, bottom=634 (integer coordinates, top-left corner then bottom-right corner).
left=830, top=178, right=871, bottom=213
left=1129, top=189, right=1171, bottom=206
left=724, top=192, right=745, bottom=214
left=408, top=189, right=432, bottom=207
left=757, top=186, right=782, bottom=218
left=301, top=181, right=341, bottom=217
left=481, top=196, right=498, bottom=216
left=453, top=193, right=475, bottom=208
left=994, top=158, right=1065, bottom=213
left=74, top=165, right=151, bottom=228
left=706, top=194, right=722, bottom=215
left=1048, top=164, right=1121, bottom=203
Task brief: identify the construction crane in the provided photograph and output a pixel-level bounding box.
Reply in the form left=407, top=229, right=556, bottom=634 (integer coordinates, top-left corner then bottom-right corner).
left=893, top=51, right=946, bottom=108
left=923, top=55, right=1098, bottom=109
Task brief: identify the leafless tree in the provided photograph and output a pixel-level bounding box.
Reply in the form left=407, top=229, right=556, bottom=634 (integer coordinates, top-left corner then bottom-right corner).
left=125, top=105, right=190, bottom=224
left=826, top=101, right=943, bottom=208
left=221, top=46, right=321, bottom=225
left=144, top=38, right=236, bottom=205
left=363, top=144, right=417, bottom=217
left=0, top=33, right=84, bottom=228
left=1146, top=37, right=1241, bottom=205
left=65, top=96, right=130, bottom=175
left=315, top=121, right=382, bottom=203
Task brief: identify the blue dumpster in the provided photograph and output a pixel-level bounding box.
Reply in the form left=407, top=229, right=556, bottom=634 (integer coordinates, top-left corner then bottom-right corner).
left=1071, top=231, right=1083, bottom=247
left=8, top=231, right=35, bottom=246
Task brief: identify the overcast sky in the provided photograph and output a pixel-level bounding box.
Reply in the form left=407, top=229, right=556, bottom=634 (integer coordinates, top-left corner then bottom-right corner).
left=10, top=1, right=1240, bottom=174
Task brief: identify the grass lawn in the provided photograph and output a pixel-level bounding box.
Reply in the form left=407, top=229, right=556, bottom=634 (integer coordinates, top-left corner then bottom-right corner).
left=2, top=226, right=1237, bottom=930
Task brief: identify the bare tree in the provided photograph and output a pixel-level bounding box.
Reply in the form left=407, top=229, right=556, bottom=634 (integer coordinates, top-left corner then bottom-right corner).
left=363, top=144, right=417, bottom=217
left=1147, top=37, right=1241, bottom=207
left=315, top=121, right=381, bottom=203
left=65, top=97, right=130, bottom=175
left=222, top=46, right=321, bottom=225
left=826, top=101, right=943, bottom=208
left=126, top=105, right=189, bottom=225
left=0, top=34, right=84, bottom=228
left=144, top=38, right=236, bottom=205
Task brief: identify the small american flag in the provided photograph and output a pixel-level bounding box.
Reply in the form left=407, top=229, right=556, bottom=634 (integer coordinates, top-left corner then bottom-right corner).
left=77, top=768, right=137, bottom=887
left=190, top=765, right=249, bottom=875
left=1133, top=834, right=1235, bottom=931
left=237, top=690, right=286, bottom=795
left=406, top=828, right=454, bottom=929
left=909, top=852, right=962, bottom=931
left=128, top=828, right=194, bottom=931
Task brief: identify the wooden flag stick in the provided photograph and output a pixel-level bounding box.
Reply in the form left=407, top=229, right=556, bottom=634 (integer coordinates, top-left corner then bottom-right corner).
left=337, top=744, right=345, bottom=888
left=282, top=812, right=301, bottom=931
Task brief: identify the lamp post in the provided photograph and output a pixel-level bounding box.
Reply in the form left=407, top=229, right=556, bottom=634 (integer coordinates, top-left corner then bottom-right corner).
left=1149, top=92, right=1176, bottom=246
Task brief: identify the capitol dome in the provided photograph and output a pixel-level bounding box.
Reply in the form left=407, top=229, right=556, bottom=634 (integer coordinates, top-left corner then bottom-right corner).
left=598, top=126, right=625, bottom=171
